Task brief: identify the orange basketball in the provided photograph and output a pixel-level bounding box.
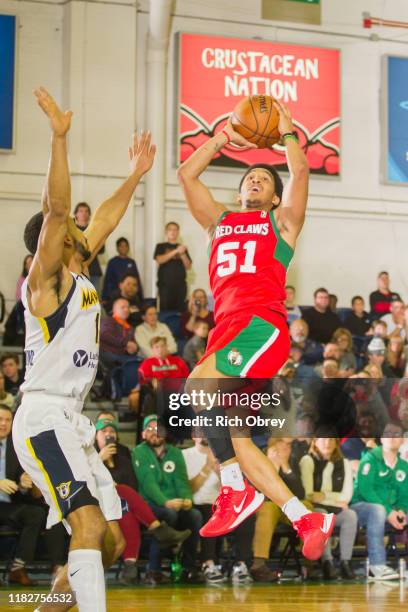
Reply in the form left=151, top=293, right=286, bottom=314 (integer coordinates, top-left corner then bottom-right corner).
left=231, top=95, right=280, bottom=148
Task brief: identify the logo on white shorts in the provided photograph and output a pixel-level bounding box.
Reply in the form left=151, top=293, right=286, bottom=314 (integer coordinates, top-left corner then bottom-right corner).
left=56, top=481, right=72, bottom=500
left=228, top=348, right=243, bottom=367
left=73, top=350, right=89, bottom=367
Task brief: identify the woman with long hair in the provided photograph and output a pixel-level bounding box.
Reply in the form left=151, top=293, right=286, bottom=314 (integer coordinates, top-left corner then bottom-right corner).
left=332, top=327, right=356, bottom=375
left=300, top=432, right=358, bottom=580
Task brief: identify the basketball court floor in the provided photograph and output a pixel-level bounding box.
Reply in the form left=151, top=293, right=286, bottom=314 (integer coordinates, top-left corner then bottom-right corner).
left=0, top=581, right=406, bottom=612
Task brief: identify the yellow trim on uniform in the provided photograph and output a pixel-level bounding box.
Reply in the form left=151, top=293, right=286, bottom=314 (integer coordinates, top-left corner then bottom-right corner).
left=25, top=438, right=62, bottom=521
left=37, top=317, right=50, bottom=344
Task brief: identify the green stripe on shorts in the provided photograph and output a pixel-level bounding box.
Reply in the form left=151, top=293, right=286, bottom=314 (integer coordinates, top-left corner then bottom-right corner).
left=216, top=316, right=279, bottom=377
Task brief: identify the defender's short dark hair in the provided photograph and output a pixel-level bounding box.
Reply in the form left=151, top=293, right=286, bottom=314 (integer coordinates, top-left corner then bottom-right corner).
left=24, top=212, right=44, bottom=255
left=238, top=164, right=284, bottom=202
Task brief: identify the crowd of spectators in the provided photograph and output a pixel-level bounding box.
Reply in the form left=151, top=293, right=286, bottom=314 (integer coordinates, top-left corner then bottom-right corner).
left=0, top=205, right=407, bottom=586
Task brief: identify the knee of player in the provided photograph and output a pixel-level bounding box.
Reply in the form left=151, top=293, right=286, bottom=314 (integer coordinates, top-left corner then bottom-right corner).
left=68, top=505, right=107, bottom=541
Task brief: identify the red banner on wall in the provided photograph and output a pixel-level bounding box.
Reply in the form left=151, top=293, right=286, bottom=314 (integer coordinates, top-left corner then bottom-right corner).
left=178, top=33, right=340, bottom=176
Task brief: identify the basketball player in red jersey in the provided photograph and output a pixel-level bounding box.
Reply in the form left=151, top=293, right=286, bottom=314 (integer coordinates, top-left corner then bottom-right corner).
left=177, top=100, right=335, bottom=561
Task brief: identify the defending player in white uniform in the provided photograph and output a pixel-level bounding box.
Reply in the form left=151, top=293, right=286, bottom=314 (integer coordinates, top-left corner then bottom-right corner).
left=12, top=88, right=156, bottom=612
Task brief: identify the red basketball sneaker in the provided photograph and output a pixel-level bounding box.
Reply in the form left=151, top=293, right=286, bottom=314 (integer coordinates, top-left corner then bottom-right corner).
left=293, top=512, right=336, bottom=561
left=200, top=481, right=264, bottom=537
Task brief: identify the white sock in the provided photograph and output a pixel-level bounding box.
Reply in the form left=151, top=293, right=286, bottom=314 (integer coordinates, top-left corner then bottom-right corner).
left=220, top=462, right=245, bottom=491
left=68, top=549, right=106, bottom=612
left=282, top=496, right=310, bottom=523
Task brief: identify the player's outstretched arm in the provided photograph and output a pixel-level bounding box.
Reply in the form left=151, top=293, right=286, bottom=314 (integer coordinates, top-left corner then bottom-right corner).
left=274, top=101, right=309, bottom=240
left=177, top=122, right=256, bottom=230
left=29, top=88, right=73, bottom=287
left=84, top=130, right=156, bottom=257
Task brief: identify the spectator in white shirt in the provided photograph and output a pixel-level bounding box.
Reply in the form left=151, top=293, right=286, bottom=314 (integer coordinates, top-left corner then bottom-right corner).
left=135, top=305, right=177, bottom=358
left=183, top=438, right=254, bottom=585
left=381, top=300, right=406, bottom=339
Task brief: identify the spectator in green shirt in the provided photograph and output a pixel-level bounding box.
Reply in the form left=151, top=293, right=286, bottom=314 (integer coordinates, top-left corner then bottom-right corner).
left=132, top=415, right=203, bottom=584
left=351, top=421, right=408, bottom=581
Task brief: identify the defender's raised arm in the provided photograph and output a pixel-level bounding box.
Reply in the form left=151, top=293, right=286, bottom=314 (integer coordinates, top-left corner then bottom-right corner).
left=84, top=130, right=156, bottom=259
left=28, top=88, right=72, bottom=287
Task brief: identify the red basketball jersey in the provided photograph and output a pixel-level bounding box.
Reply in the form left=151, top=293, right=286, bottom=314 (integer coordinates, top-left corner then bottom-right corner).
left=209, top=210, right=294, bottom=324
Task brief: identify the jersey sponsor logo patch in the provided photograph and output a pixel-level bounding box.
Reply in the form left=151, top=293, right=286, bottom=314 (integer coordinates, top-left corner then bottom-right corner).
left=163, top=460, right=176, bottom=473
left=228, top=348, right=243, bottom=367
left=396, top=470, right=406, bottom=482
left=80, top=288, right=99, bottom=310
left=379, top=469, right=389, bottom=477
left=56, top=481, right=72, bottom=500
left=73, top=350, right=89, bottom=367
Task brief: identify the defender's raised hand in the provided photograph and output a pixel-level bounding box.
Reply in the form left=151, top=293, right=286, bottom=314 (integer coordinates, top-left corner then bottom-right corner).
left=34, top=87, right=73, bottom=137
left=128, top=130, right=156, bottom=177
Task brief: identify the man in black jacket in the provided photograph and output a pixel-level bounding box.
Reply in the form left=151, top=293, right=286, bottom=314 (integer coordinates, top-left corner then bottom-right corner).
left=0, top=404, right=47, bottom=585
left=302, top=288, right=342, bottom=344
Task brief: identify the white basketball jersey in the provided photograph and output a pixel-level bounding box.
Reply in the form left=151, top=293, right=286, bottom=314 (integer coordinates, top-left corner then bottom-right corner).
left=21, top=272, right=100, bottom=403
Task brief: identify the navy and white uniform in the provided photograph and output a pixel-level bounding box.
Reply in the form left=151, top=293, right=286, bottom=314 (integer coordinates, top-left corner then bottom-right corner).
left=12, top=273, right=121, bottom=531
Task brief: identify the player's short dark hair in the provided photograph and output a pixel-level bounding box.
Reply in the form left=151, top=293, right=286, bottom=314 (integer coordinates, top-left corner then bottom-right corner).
left=378, top=271, right=389, bottom=277
left=238, top=164, right=284, bottom=202
left=0, top=353, right=19, bottom=366
left=313, top=287, right=329, bottom=298
left=24, top=212, right=44, bottom=255
left=351, top=295, right=364, bottom=305
left=73, top=202, right=91, bottom=216
left=116, top=237, right=129, bottom=248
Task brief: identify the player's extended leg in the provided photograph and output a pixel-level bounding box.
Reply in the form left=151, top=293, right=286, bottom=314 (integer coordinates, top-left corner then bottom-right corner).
left=35, top=519, right=125, bottom=612
left=187, top=354, right=335, bottom=560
